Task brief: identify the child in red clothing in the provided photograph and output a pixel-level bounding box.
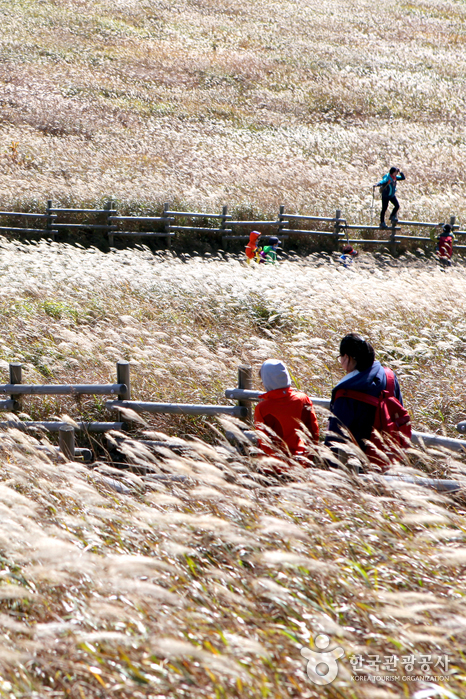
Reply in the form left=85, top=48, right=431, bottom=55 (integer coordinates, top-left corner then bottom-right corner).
left=254, top=359, right=319, bottom=458
left=245, top=231, right=261, bottom=264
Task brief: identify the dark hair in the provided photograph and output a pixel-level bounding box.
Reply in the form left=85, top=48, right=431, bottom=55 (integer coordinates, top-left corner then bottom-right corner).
left=389, top=166, right=399, bottom=174
left=339, top=333, right=375, bottom=371
left=442, top=224, right=452, bottom=234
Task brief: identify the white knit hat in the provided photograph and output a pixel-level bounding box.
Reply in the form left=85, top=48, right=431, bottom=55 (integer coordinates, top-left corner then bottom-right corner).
left=260, top=359, right=291, bottom=392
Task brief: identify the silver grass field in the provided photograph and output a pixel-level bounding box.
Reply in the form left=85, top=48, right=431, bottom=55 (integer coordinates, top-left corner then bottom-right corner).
left=0, top=0, right=465, bottom=222
left=2, top=0, right=466, bottom=696
left=0, top=242, right=464, bottom=697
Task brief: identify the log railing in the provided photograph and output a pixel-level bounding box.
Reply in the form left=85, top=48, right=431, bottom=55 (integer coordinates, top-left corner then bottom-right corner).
left=0, top=201, right=461, bottom=254
left=0, top=359, right=464, bottom=453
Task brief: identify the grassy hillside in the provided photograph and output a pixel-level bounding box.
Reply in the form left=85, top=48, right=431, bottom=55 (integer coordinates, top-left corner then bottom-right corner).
left=0, top=243, right=466, bottom=696
left=1, top=1, right=466, bottom=695
left=1, top=0, right=465, bottom=223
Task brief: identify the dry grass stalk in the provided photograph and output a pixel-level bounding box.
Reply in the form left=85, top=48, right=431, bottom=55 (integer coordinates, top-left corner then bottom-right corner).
left=0, top=423, right=465, bottom=697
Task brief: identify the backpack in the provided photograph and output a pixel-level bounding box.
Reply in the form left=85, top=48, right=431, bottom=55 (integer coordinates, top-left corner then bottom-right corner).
left=334, top=368, right=411, bottom=463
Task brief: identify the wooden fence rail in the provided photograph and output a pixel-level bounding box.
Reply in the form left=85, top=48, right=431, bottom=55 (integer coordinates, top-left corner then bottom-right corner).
left=106, top=400, right=247, bottom=418
left=0, top=383, right=126, bottom=396
left=0, top=421, right=124, bottom=433
left=0, top=200, right=462, bottom=253
left=225, top=387, right=330, bottom=409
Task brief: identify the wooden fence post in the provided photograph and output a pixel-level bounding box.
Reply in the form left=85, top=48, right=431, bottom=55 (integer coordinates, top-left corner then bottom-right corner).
left=450, top=215, right=456, bottom=230
left=46, top=200, right=55, bottom=241
left=106, top=199, right=115, bottom=246
left=163, top=202, right=171, bottom=249
left=334, top=209, right=341, bottom=248
left=220, top=205, right=228, bottom=233
left=278, top=205, right=285, bottom=249
left=223, top=205, right=231, bottom=251
left=116, top=360, right=131, bottom=424
left=390, top=219, right=397, bottom=255
left=237, top=365, right=253, bottom=422
left=220, top=205, right=228, bottom=250
left=59, top=424, right=75, bottom=460
left=117, top=359, right=131, bottom=400
left=117, top=361, right=131, bottom=401
left=9, top=363, right=22, bottom=412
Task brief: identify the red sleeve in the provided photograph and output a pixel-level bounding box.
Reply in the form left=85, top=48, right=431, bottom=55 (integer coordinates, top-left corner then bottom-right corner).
left=301, top=399, right=319, bottom=443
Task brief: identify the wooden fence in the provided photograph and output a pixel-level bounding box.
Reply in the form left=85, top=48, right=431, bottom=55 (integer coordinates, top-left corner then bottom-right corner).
left=1, top=361, right=465, bottom=463
left=0, top=200, right=465, bottom=253
left=0, top=360, right=246, bottom=445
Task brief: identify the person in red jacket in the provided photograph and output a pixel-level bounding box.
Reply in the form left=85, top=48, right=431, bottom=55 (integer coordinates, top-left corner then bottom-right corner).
left=254, top=359, right=319, bottom=458
left=437, top=224, right=453, bottom=268
left=245, top=230, right=261, bottom=264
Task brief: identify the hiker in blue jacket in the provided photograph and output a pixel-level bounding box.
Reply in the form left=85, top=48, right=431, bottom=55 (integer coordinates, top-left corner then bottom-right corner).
left=375, top=167, right=406, bottom=230
left=325, top=334, right=403, bottom=453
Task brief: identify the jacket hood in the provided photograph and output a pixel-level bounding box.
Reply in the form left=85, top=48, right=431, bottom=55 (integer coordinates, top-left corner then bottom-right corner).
left=248, top=231, right=261, bottom=244
left=332, top=360, right=386, bottom=399
left=260, top=359, right=291, bottom=392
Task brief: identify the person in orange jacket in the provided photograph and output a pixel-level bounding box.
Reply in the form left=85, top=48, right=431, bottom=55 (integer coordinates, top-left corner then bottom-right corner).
left=254, top=359, right=319, bottom=458
left=245, top=230, right=261, bottom=263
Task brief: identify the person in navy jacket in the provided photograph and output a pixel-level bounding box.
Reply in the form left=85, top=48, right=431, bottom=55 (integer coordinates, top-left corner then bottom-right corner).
left=325, top=334, right=403, bottom=452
